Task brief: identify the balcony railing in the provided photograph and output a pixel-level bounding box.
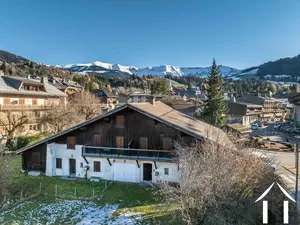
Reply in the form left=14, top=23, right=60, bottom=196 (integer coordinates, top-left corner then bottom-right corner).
left=82, top=146, right=174, bottom=162
left=0, top=105, right=50, bottom=111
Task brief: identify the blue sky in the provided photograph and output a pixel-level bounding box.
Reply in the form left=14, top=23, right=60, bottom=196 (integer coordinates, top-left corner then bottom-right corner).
left=0, top=0, right=299, bottom=69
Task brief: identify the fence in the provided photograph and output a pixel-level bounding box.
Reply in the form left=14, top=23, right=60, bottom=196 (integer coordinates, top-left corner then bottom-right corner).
left=0, top=179, right=113, bottom=210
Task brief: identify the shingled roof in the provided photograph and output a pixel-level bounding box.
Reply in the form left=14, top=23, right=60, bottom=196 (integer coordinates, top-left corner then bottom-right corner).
left=16, top=101, right=229, bottom=154
left=0, top=75, right=67, bottom=97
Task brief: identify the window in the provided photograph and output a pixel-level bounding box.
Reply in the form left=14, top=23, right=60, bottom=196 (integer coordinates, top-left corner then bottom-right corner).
left=163, top=138, right=172, bottom=150
left=164, top=168, right=169, bottom=175
left=94, top=161, right=101, bottom=172
left=35, top=111, right=41, bottom=118
left=56, top=158, right=62, bottom=169
left=93, top=134, right=101, bottom=145
left=80, top=163, right=83, bottom=168
left=116, top=115, right=124, bottom=128
left=139, top=137, right=148, bottom=149
left=29, top=125, right=37, bottom=131
left=32, top=99, right=38, bottom=105
left=4, top=98, right=10, bottom=105
left=19, top=98, right=25, bottom=105
left=67, top=136, right=76, bottom=149
left=116, top=136, right=124, bottom=148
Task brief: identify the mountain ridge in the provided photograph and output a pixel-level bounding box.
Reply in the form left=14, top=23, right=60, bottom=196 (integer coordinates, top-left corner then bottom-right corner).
left=64, top=61, right=241, bottom=77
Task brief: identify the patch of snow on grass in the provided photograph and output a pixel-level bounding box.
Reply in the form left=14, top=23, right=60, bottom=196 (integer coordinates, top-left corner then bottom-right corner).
left=0, top=199, right=146, bottom=225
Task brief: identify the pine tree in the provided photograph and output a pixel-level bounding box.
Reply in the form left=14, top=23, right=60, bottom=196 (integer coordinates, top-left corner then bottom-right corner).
left=200, top=59, right=228, bottom=127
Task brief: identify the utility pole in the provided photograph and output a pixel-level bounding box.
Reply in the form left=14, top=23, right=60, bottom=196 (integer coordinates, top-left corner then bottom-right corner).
left=295, top=141, right=299, bottom=204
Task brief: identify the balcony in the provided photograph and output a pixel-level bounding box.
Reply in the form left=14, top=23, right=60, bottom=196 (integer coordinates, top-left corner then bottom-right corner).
left=82, top=146, right=174, bottom=162
left=0, top=105, right=49, bottom=111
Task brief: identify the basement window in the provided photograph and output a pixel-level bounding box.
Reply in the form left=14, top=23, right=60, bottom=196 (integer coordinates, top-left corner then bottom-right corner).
left=94, top=161, right=101, bottom=172
left=164, top=168, right=169, bottom=175
left=56, top=158, right=62, bottom=169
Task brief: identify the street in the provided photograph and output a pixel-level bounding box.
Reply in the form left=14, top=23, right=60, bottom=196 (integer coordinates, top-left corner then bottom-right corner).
left=250, top=123, right=298, bottom=145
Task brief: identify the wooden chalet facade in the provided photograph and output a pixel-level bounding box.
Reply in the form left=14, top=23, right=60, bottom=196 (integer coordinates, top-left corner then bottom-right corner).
left=17, top=100, right=227, bottom=183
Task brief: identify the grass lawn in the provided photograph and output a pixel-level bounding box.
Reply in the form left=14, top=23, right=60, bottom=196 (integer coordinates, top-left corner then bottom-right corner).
left=0, top=155, right=178, bottom=224
left=8, top=155, right=106, bottom=200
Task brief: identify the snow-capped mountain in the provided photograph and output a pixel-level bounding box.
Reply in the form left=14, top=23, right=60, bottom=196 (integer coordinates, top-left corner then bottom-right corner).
left=64, top=61, right=240, bottom=77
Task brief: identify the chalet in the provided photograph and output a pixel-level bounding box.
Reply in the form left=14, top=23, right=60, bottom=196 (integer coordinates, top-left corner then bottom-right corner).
left=237, top=93, right=288, bottom=121
left=48, top=77, right=83, bottom=95
left=226, top=99, right=263, bottom=126
left=93, top=89, right=118, bottom=112
left=0, top=75, right=67, bottom=135
left=16, top=98, right=228, bottom=183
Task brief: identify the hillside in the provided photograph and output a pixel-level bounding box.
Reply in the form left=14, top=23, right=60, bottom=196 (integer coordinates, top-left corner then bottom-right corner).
left=0, top=50, right=30, bottom=64
left=0, top=50, right=72, bottom=79
left=257, top=54, right=300, bottom=77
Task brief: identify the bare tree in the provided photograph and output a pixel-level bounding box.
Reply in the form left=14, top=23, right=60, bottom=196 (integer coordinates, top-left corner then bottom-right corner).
left=158, top=139, right=300, bottom=225
left=0, top=111, right=28, bottom=147
left=40, top=104, right=80, bottom=134
left=69, top=91, right=101, bottom=120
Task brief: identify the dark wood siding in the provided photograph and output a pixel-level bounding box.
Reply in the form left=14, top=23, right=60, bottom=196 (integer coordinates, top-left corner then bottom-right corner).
left=57, top=108, right=194, bottom=149
left=22, top=107, right=196, bottom=172
left=22, top=144, right=46, bottom=172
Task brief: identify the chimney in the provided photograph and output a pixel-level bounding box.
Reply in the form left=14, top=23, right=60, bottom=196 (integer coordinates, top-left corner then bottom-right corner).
left=151, top=96, right=156, bottom=106
left=41, top=76, right=48, bottom=84
left=27, top=74, right=31, bottom=79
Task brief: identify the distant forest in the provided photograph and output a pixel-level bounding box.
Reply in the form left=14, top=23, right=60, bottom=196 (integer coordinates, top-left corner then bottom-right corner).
left=257, top=54, right=300, bottom=76
left=0, top=50, right=30, bottom=64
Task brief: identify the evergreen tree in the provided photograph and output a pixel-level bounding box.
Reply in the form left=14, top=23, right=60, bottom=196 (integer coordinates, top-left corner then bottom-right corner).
left=200, top=59, right=228, bottom=127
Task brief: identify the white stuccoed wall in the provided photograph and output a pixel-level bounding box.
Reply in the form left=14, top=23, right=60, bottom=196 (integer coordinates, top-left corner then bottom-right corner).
left=294, top=105, right=300, bottom=125
left=45, top=143, right=179, bottom=183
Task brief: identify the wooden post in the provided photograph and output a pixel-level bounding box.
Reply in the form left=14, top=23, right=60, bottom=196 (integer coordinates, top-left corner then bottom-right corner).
left=55, top=185, right=57, bottom=197
left=39, top=182, right=42, bottom=194
left=74, top=187, right=76, bottom=198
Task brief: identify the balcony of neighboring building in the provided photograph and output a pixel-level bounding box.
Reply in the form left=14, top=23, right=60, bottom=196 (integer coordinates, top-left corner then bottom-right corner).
left=82, top=145, right=174, bottom=162
left=0, top=104, right=50, bottom=111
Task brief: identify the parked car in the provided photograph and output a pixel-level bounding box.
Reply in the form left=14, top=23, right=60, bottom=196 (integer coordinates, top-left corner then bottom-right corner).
left=295, top=129, right=300, bottom=134
left=285, top=128, right=293, bottom=133
left=251, top=124, right=259, bottom=130
left=273, top=124, right=281, bottom=129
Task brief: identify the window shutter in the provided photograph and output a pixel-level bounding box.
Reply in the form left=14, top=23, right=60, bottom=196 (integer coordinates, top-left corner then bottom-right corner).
left=93, top=134, right=101, bottom=145
left=4, top=98, right=10, bottom=105
left=67, top=136, right=76, bottom=149
left=19, top=98, right=25, bottom=105
left=116, top=136, right=124, bottom=148
left=116, top=115, right=124, bottom=128
left=32, top=99, right=38, bottom=105
left=163, top=138, right=172, bottom=150
left=139, top=137, right=148, bottom=149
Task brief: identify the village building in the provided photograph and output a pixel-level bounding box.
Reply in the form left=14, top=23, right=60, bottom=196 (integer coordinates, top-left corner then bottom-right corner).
left=16, top=98, right=227, bottom=183
left=226, top=99, right=263, bottom=126
left=48, top=77, right=83, bottom=95
left=0, top=75, right=67, bottom=135
left=92, top=89, right=118, bottom=112
left=237, top=93, right=289, bottom=121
